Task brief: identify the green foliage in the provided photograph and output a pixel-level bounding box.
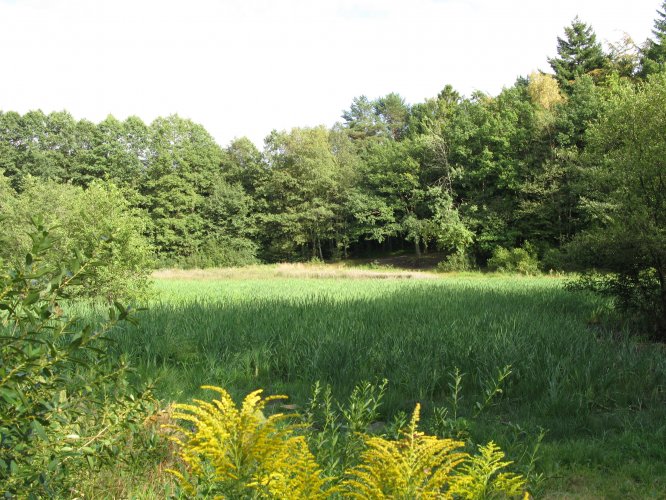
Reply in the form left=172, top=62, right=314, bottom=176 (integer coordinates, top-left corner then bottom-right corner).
left=568, top=73, right=666, bottom=339
left=436, top=251, right=476, bottom=273
left=167, top=386, right=527, bottom=499
left=166, top=386, right=331, bottom=499
left=303, top=380, right=389, bottom=477
left=639, top=1, right=666, bottom=77
left=487, top=244, right=540, bottom=275
left=566, top=270, right=662, bottom=332
left=0, top=178, right=152, bottom=301
left=540, top=247, right=568, bottom=273
left=429, top=365, right=513, bottom=443
left=167, top=235, right=259, bottom=269
left=141, top=115, right=223, bottom=258
left=342, top=94, right=410, bottom=143
left=259, top=126, right=348, bottom=261
left=0, top=222, right=156, bottom=496
left=548, top=17, right=607, bottom=91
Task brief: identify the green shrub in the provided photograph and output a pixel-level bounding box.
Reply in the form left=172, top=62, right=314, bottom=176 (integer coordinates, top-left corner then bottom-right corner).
left=0, top=221, right=156, bottom=496
left=540, top=247, right=568, bottom=273
left=437, top=251, right=477, bottom=272
left=166, top=385, right=528, bottom=499
left=487, top=244, right=540, bottom=275
left=566, top=269, right=665, bottom=337
left=169, top=235, right=259, bottom=269
left=0, top=178, right=153, bottom=301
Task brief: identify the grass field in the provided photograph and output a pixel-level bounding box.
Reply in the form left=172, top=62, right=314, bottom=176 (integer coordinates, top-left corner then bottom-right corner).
left=99, top=266, right=665, bottom=497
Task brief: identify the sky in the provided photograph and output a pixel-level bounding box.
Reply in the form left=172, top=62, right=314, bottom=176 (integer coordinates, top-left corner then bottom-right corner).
left=0, top=0, right=660, bottom=146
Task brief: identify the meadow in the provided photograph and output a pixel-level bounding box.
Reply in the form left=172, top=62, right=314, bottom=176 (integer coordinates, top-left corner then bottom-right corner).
left=99, top=267, right=666, bottom=497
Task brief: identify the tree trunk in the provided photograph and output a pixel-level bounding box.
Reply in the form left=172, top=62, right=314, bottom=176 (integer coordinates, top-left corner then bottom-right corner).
left=414, top=238, right=421, bottom=257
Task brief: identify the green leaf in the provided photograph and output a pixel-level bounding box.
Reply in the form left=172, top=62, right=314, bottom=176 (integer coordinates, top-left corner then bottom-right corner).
left=22, top=291, right=41, bottom=306
left=31, top=420, right=48, bottom=441
left=114, top=301, right=128, bottom=320
left=0, top=388, right=19, bottom=404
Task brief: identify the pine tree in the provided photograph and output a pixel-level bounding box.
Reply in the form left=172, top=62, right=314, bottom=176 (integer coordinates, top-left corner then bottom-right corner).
left=654, top=0, right=666, bottom=36
left=639, top=1, right=666, bottom=77
left=548, top=17, right=607, bottom=92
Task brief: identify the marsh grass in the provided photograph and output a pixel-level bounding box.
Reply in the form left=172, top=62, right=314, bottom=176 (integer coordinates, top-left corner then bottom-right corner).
left=75, top=271, right=666, bottom=497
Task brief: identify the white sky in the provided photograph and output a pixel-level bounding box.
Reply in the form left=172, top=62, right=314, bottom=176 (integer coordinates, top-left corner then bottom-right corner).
left=0, top=0, right=659, bottom=146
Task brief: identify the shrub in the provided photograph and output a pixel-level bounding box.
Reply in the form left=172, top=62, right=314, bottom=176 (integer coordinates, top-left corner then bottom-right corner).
left=157, top=235, right=259, bottom=269
left=0, top=178, right=153, bottom=301
left=344, top=405, right=525, bottom=499
left=487, top=244, right=540, bottom=275
left=167, top=385, right=528, bottom=499
left=437, top=251, right=477, bottom=273
left=165, top=386, right=333, bottom=499
left=0, top=221, right=155, bottom=496
left=540, top=247, right=568, bottom=273
left=566, top=269, right=665, bottom=337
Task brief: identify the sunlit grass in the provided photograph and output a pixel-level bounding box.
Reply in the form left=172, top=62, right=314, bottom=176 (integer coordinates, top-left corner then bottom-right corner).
left=76, top=269, right=666, bottom=497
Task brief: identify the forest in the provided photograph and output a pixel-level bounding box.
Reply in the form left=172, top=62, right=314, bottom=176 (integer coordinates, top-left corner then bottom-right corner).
left=3, top=12, right=665, bottom=337
left=1, top=6, right=666, bottom=498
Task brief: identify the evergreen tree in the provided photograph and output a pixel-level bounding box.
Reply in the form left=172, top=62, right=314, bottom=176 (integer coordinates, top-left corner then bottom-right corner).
left=548, top=17, right=607, bottom=92
left=639, top=1, right=666, bottom=77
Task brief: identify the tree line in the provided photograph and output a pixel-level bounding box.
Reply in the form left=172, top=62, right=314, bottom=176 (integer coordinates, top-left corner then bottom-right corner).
left=1, top=8, right=665, bottom=334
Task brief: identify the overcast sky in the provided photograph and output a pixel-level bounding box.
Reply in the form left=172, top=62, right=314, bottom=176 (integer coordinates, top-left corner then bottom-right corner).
left=0, top=0, right=659, bottom=146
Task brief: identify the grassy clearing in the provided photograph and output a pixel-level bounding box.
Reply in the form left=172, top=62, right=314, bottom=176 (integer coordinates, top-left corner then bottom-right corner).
left=87, top=268, right=665, bottom=497
left=152, top=261, right=440, bottom=280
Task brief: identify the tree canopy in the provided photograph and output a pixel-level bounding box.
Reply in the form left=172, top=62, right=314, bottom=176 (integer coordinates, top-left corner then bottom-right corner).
left=548, top=17, right=607, bottom=91
left=1, top=13, right=664, bottom=333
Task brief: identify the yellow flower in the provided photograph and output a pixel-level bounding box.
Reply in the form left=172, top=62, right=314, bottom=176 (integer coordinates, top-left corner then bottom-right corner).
left=165, top=386, right=333, bottom=499
left=343, top=404, right=467, bottom=499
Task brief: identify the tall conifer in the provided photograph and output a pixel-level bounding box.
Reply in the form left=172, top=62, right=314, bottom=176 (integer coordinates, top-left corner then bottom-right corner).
left=639, top=1, right=666, bottom=77
left=548, top=17, right=606, bottom=92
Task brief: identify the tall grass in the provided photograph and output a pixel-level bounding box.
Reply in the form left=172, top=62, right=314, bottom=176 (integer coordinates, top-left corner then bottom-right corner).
left=79, top=274, right=666, bottom=495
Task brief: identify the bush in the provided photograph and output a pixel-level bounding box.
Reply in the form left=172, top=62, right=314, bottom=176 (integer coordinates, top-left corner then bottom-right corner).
left=566, top=269, right=665, bottom=338
left=0, top=178, right=153, bottom=301
left=0, top=222, right=156, bottom=496
left=540, top=247, right=568, bottom=273
left=166, top=386, right=528, bottom=499
left=437, top=251, right=477, bottom=273
left=565, top=227, right=666, bottom=339
left=161, top=235, right=259, bottom=269
left=487, top=244, right=540, bottom=275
